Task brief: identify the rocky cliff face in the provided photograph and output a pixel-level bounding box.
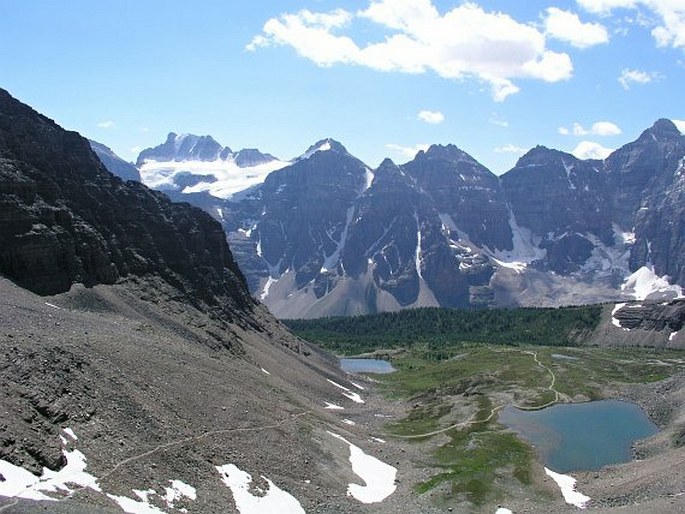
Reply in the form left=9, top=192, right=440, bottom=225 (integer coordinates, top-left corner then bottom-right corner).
left=96, top=119, right=685, bottom=318
left=181, top=122, right=683, bottom=318
left=0, top=88, right=252, bottom=318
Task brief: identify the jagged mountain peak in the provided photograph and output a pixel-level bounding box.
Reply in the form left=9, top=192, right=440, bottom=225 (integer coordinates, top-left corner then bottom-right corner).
left=514, top=145, right=579, bottom=168
left=136, top=132, right=230, bottom=165
left=637, top=118, right=683, bottom=144
left=298, top=138, right=348, bottom=160
left=416, top=143, right=476, bottom=164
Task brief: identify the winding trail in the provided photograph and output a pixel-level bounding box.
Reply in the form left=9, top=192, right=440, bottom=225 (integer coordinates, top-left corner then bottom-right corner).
left=101, top=410, right=311, bottom=480
left=391, top=349, right=566, bottom=440
left=0, top=410, right=312, bottom=510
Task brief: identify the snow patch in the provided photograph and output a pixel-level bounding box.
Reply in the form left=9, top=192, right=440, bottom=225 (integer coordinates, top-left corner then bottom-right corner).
left=215, top=463, right=305, bottom=514
left=611, top=303, right=627, bottom=329
left=299, top=140, right=332, bottom=160
left=325, top=402, right=345, bottom=410
left=107, top=490, right=167, bottom=514
left=0, top=449, right=101, bottom=501
left=670, top=331, right=679, bottom=341
left=613, top=224, right=636, bottom=245
left=370, top=437, right=386, bottom=443
left=327, top=378, right=364, bottom=404
left=260, top=276, right=277, bottom=301
left=363, top=168, right=375, bottom=192
left=321, top=206, right=354, bottom=273
left=561, top=158, right=576, bottom=190
left=544, top=467, right=590, bottom=509
left=260, top=367, right=271, bottom=375
left=63, top=428, right=78, bottom=441
left=327, top=432, right=397, bottom=504
left=349, top=381, right=365, bottom=390
left=496, top=509, right=514, bottom=514
left=487, top=213, right=545, bottom=272
left=164, top=480, right=197, bottom=509
left=342, top=419, right=356, bottom=426
left=413, top=212, right=423, bottom=279
left=621, top=266, right=683, bottom=300
left=44, top=302, right=61, bottom=309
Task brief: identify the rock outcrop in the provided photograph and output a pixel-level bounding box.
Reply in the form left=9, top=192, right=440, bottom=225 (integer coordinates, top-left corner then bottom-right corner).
left=0, top=87, right=252, bottom=318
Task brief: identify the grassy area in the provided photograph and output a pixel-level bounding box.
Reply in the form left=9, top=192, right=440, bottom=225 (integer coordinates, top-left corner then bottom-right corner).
left=376, top=344, right=685, bottom=506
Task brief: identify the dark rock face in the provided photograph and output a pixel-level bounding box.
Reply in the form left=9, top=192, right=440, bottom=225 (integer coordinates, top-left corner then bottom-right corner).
left=405, top=144, right=512, bottom=251
left=502, top=147, right=610, bottom=240
left=88, top=139, right=141, bottom=182
left=0, top=88, right=252, bottom=317
left=607, top=120, right=685, bottom=285
left=612, top=300, right=685, bottom=332
left=256, top=139, right=369, bottom=289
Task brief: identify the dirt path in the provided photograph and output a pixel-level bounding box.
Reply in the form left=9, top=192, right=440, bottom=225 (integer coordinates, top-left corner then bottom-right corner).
left=0, top=410, right=312, bottom=509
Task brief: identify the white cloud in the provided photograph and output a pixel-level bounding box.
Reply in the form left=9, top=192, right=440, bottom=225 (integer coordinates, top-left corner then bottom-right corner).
left=97, top=120, right=115, bottom=129
left=417, top=110, right=445, bottom=124
left=618, top=68, right=657, bottom=89
left=572, top=140, right=614, bottom=159
left=489, top=114, right=509, bottom=128
left=249, top=1, right=574, bottom=101
left=495, top=144, right=527, bottom=154
left=560, top=121, right=623, bottom=136
left=544, top=7, right=609, bottom=48
left=577, top=0, right=685, bottom=49
left=673, top=119, right=685, bottom=134
left=386, top=143, right=430, bottom=159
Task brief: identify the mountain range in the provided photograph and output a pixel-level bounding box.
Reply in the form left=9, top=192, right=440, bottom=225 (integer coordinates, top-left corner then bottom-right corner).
left=110, top=120, right=685, bottom=318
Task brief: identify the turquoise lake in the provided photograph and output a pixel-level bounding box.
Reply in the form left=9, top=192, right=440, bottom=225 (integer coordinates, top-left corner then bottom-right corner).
left=498, top=399, right=658, bottom=473
left=340, top=358, right=396, bottom=374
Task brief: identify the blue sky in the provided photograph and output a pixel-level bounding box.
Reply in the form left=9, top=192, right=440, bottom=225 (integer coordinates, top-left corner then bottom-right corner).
left=1, top=0, right=684, bottom=173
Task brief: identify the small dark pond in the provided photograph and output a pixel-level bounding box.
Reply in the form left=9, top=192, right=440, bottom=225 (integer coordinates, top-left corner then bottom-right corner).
left=499, top=399, right=658, bottom=473
left=339, top=358, right=396, bottom=374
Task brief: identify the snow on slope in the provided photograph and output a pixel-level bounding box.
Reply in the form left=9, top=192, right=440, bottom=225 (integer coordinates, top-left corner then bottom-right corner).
left=485, top=213, right=546, bottom=272
left=621, top=265, right=683, bottom=300
left=327, top=432, right=397, bottom=504
left=139, top=158, right=289, bottom=199
left=544, top=467, right=590, bottom=509
left=215, top=463, right=305, bottom=514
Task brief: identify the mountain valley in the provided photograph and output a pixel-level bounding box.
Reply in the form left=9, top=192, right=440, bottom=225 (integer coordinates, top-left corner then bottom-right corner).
left=2, top=87, right=685, bottom=514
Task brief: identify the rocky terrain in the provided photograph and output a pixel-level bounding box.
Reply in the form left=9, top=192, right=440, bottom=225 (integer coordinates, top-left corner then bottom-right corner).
left=0, top=88, right=409, bottom=514
left=128, top=120, right=685, bottom=318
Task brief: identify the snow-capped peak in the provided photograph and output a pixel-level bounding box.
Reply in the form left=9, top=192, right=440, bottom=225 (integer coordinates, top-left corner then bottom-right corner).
left=297, top=138, right=347, bottom=161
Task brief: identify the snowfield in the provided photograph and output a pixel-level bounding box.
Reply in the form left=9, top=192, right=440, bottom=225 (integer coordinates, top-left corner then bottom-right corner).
left=139, top=158, right=289, bottom=200
left=327, top=431, right=397, bottom=504
left=215, top=463, right=305, bottom=514
left=544, top=467, right=591, bottom=509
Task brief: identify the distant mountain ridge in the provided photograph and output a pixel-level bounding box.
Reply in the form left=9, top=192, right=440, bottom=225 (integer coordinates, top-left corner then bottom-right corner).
left=101, top=121, right=685, bottom=318
left=135, top=132, right=288, bottom=199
